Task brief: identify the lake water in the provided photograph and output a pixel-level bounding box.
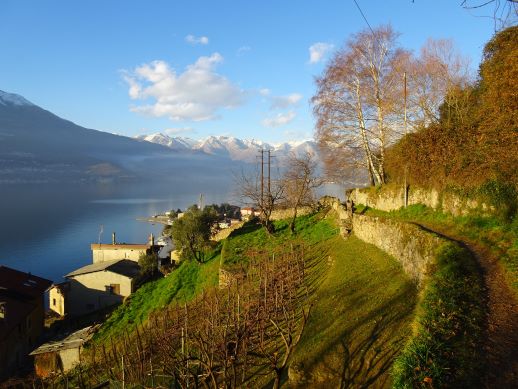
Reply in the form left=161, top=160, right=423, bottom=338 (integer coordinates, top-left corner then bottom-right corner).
left=0, top=179, right=344, bottom=283
left=0, top=179, right=233, bottom=283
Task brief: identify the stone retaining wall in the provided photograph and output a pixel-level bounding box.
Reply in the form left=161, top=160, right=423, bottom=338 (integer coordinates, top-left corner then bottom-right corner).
left=348, top=185, right=495, bottom=217
left=321, top=196, right=441, bottom=284
left=352, top=214, right=441, bottom=284
left=270, top=206, right=314, bottom=221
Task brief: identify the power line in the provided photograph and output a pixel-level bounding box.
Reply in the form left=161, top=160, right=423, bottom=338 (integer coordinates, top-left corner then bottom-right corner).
left=352, top=0, right=375, bottom=35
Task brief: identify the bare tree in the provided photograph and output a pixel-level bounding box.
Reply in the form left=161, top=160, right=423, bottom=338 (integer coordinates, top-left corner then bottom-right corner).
left=237, top=167, right=284, bottom=234
left=313, top=25, right=408, bottom=186
left=283, top=152, right=323, bottom=234
left=405, top=38, right=471, bottom=128
left=461, top=0, right=518, bottom=30
left=77, top=244, right=311, bottom=388
left=313, top=26, right=472, bottom=187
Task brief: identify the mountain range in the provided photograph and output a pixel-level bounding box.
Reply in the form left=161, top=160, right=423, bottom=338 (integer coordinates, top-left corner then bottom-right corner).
left=135, top=133, right=319, bottom=164
left=0, top=90, right=319, bottom=185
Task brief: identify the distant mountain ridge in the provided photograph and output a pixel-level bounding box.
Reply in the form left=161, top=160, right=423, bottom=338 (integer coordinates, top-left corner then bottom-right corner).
left=0, top=90, right=237, bottom=184
left=136, top=133, right=319, bottom=163
left=0, top=89, right=318, bottom=184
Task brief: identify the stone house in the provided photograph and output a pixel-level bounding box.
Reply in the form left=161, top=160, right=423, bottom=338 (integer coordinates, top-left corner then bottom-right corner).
left=49, top=259, right=140, bottom=317
left=0, top=266, right=52, bottom=380
left=30, top=325, right=96, bottom=377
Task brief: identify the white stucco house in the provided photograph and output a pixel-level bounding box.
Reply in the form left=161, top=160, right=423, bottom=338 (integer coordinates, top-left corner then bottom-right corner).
left=49, top=259, right=140, bottom=317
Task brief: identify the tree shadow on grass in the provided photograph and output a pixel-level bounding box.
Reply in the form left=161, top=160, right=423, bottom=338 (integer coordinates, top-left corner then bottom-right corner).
left=291, top=281, right=417, bottom=388
left=227, top=220, right=263, bottom=238
left=336, top=312, right=409, bottom=388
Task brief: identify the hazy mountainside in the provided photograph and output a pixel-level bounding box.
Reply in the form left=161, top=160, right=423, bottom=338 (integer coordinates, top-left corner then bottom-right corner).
left=0, top=90, right=241, bottom=184
left=136, top=133, right=320, bottom=164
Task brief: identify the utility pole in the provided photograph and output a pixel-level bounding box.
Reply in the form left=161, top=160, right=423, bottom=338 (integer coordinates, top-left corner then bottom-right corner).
left=403, top=71, right=409, bottom=208
left=404, top=71, right=408, bottom=135
left=267, top=149, right=271, bottom=203
left=260, top=149, right=264, bottom=210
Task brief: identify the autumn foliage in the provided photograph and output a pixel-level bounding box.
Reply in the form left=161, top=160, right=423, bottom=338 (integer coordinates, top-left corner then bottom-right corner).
left=385, top=26, right=518, bottom=194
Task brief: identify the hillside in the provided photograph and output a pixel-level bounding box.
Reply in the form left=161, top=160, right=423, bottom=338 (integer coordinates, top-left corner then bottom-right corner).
left=60, top=211, right=417, bottom=388
left=0, top=90, right=242, bottom=184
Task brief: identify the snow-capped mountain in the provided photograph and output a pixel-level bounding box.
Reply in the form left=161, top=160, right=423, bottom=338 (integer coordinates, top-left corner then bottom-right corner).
left=135, top=133, right=196, bottom=150
left=136, top=133, right=320, bottom=164
left=0, top=89, right=239, bottom=184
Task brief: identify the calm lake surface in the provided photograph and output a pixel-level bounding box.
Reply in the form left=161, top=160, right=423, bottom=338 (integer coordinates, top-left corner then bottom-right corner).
left=0, top=179, right=233, bottom=283
left=0, top=179, right=344, bottom=283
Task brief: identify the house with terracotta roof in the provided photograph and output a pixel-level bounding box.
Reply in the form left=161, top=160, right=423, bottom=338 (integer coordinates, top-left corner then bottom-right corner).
left=49, top=259, right=140, bottom=317
left=0, top=266, right=52, bottom=380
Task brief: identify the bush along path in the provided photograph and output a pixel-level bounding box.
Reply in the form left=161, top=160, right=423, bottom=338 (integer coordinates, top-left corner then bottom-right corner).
left=413, top=222, right=518, bottom=388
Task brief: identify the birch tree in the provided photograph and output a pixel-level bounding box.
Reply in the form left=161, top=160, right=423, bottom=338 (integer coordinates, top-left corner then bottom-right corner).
left=313, top=26, right=470, bottom=187
left=313, top=25, right=408, bottom=186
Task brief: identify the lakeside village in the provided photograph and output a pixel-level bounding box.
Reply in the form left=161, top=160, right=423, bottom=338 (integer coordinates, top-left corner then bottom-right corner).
left=0, top=203, right=259, bottom=381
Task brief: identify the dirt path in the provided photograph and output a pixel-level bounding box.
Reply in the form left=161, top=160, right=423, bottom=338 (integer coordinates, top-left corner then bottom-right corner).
left=414, top=223, right=518, bottom=388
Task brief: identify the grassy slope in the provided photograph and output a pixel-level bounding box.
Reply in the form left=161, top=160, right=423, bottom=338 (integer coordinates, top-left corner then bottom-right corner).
left=291, top=232, right=417, bottom=388
left=93, top=212, right=417, bottom=388
left=357, top=204, right=518, bottom=295
left=94, top=253, right=221, bottom=343
left=355, top=204, right=487, bottom=387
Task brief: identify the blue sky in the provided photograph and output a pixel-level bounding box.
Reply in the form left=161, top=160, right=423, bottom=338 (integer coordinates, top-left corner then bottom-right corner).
left=0, top=0, right=496, bottom=144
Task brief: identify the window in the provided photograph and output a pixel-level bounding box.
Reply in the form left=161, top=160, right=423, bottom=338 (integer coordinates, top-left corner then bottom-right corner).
left=53, top=298, right=56, bottom=306
left=105, top=284, right=120, bottom=295
left=110, top=284, right=120, bottom=295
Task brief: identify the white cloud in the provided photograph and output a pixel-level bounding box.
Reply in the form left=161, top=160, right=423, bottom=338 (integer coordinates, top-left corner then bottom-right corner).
left=164, top=127, right=195, bottom=135
left=309, top=42, right=334, bottom=64
left=259, top=88, right=271, bottom=97
left=185, top=34, right=209, bottom=45
left=237, top=46, right=251, bottom=56
left=262, top=111, right=296, bottom=127
left=270, top=93, right=302, bottom=110
left=124, top=53, right=246, bottom=121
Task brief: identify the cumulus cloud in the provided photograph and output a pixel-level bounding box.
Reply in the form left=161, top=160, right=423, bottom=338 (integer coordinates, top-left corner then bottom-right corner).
left=259, top=88, right=271, bottom=97
left=270, top=93, right=302, bottom=110
left=309, top=42, right=334, bottom=64
left=262, top=111, right=296, bottom=127
left=123, top=53, right=246, bottom=121
left=185, top=34, right=209, bottom=45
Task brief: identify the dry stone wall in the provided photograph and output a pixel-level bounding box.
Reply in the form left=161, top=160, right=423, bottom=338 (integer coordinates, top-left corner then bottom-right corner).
left=320, top=196, right=442, bottom=284
left=352, top=214, right=441, bottom=285
left=348, top=185, right=495, bottom=217
left=270, top=206, right=313, bottom=221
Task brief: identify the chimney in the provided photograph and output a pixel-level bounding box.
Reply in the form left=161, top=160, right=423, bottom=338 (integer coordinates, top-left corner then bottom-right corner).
left=112, top=232, right=116, bottom=245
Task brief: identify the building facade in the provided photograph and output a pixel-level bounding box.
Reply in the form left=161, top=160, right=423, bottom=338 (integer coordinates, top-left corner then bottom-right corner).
left=48, top=259, right=139, bottom=317
left=0, top=266, right=51, bottom=380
